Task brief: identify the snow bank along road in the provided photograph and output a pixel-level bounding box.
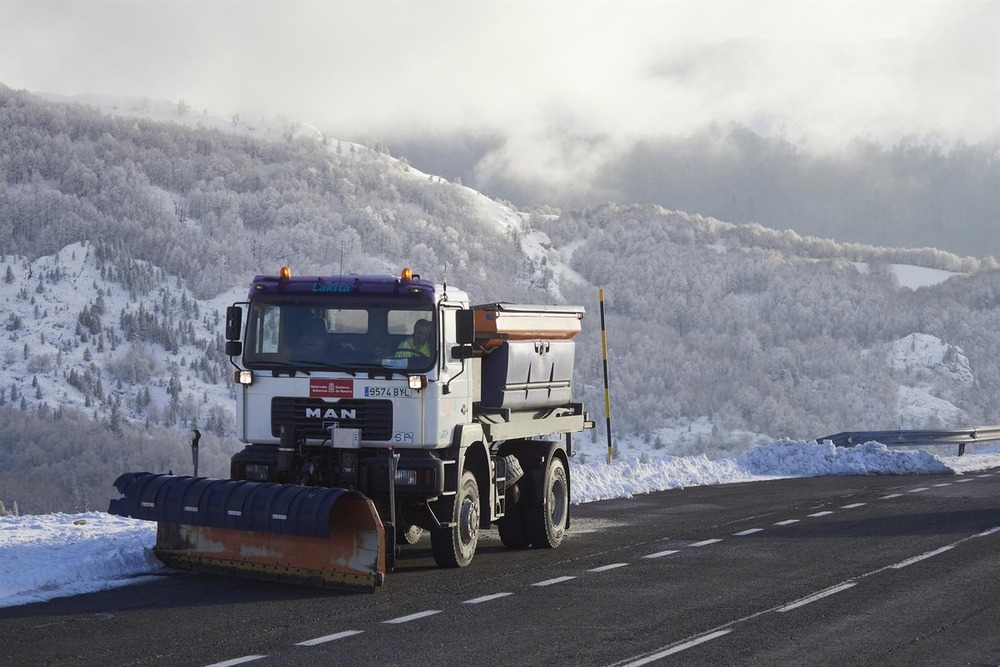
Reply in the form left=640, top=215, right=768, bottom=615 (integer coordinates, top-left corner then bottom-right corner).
left=2, top=471, right=999, bottom=666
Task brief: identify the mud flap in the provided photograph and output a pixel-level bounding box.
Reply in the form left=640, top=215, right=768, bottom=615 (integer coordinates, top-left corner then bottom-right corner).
left=108, top=472, right=386, bottom=592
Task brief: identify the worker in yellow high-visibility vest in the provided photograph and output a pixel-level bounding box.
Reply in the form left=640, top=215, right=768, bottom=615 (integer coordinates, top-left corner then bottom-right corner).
left=395, top=319, right=432, bottom=358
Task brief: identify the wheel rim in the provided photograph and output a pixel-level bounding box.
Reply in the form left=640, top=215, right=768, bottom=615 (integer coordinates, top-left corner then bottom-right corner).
left=459, top=492, right=479, bottom=546
left=548, top=466, right=567, bottom=529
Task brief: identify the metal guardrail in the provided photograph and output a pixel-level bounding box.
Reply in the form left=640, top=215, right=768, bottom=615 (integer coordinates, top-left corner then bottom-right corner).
left=817, top=426, right=1000, bottom=456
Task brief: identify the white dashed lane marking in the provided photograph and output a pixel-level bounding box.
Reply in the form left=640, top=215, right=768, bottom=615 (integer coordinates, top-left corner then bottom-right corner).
left=688, top=538, right=723, bottom=547
left=774, top=519, right=800, bottom=526
left=643, top=549, right=679, bottom=559
left=589, top=563, right=629, bottom=572
left=464, top=592, right=513, bottom=604
left=384, top=610, right=441, bottom=624
left=733, top=528, right=763, bottom=536
left=808, top=511, right=834, bottom=517
left=296, top=630, right=363, bottom=646
left=841, top=502, right=866, bottom=508
left=533, top=575, right=576, bottom=587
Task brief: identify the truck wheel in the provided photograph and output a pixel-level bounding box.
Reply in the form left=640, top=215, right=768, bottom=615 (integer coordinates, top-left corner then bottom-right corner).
left=525, top=456, right=568, bottom=549
left=431, top=470, right=480, bottom=567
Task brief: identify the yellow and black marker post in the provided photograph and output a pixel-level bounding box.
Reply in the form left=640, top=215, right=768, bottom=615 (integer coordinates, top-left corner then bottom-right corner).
left=599, top=289, right=613, bottom=464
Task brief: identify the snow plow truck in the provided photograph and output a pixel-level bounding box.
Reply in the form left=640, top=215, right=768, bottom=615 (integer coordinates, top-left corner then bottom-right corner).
left=109, top=267, right=593, bottom=591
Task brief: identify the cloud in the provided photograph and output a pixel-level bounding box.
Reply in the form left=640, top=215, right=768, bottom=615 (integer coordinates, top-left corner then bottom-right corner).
left=2, top=0, right=997, bottom=193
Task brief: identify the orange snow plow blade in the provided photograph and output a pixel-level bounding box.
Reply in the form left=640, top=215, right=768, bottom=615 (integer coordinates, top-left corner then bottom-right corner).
left=109, top=473, right=386, bottom=592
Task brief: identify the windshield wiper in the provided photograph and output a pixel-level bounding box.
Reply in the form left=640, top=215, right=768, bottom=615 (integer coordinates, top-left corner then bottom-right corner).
left=298, top=361, right=364, bottom=376
left=247, top=360, right=311, bottom=377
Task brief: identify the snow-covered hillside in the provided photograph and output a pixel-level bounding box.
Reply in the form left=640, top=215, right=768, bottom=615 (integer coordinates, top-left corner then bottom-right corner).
left=4, top=88, right=1000, bottom=522
left=0, top=241, right=978, bottom=470
left=0, top=241, right=240, bottom=431
left=887, top=333, right=975, bottom=427
left=853, top=261, right=960, bottom=290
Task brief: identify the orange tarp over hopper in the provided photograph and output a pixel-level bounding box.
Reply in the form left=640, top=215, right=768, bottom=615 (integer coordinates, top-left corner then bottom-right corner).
left=472, top=303, right=584, bottom=350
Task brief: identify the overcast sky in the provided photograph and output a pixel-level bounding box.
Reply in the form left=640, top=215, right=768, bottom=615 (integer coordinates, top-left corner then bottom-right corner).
left=2, top=0, right=998, bottom=196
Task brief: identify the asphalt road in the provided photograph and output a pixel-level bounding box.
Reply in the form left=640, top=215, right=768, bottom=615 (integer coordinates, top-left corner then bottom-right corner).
left=2, top=470, right=999, bottom=667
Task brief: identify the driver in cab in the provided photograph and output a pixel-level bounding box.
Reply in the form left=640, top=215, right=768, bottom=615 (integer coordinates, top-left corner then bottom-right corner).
left=395, top=319, right=432, bottom=359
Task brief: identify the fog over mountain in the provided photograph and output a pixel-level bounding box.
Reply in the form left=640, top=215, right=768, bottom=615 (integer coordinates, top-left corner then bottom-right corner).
left=385, top=126, right=1000, bottom=259
left=3, top=1, right=997, bottom=256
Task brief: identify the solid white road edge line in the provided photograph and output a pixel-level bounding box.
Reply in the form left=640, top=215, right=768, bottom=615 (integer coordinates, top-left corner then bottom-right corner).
left=891, top=546, right=955, bottom=569
left=619, top=630, right=733, bottom=666
left=777, top=582, right=857, bottom=613
left=203, top=657, right=267, bottom=667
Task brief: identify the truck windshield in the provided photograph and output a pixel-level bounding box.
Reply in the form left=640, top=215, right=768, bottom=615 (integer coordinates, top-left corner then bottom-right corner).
left=242, top=299, right=436, bottom=373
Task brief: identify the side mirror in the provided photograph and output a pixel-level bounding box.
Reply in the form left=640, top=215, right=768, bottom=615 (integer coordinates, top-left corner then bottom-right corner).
left=225, top=306, right=243, bottom=341
left=225, top=340, right=243, bottom=357
left=451, top=345, right=475, bottom=360
left=456, top=309, right=475, bottom=345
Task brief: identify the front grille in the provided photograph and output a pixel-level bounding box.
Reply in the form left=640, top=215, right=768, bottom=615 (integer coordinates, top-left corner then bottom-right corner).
left=271, top=397, right=393, bottom=441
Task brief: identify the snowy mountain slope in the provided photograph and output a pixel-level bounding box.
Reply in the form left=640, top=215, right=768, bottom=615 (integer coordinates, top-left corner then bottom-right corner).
left=4, top=90, right=1000, bottom=519
left=0, top=241, right=239, bottom=430
left=37, top=92, right=338, bottom=148
left=886, top=332, right=975, bottom=427
left=888, top=332, right=974, bottom=386
left=32, top=92, right=603, bottom=303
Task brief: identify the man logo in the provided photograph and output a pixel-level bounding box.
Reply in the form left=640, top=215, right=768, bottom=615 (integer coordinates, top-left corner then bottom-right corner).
left=305, top=407, right=357, bottom=420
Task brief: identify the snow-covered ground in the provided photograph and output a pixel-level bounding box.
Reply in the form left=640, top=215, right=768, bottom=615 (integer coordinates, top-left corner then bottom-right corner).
left=3, top=439, right=999, bottom=609
left=853, top=261, right=959, bottom=289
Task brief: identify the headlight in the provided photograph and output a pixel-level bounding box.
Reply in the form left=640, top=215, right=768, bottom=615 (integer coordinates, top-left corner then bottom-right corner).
left=394, top=469, right=418, bottom=485
left=244, top=464, right=270, bottom=481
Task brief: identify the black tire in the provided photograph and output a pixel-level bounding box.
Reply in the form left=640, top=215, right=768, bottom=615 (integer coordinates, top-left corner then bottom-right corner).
left=431, top=469, right=480, bottom=567
left=525, top=456, right=568, bottom=549
left=497, top=487, right=530, bottom=549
